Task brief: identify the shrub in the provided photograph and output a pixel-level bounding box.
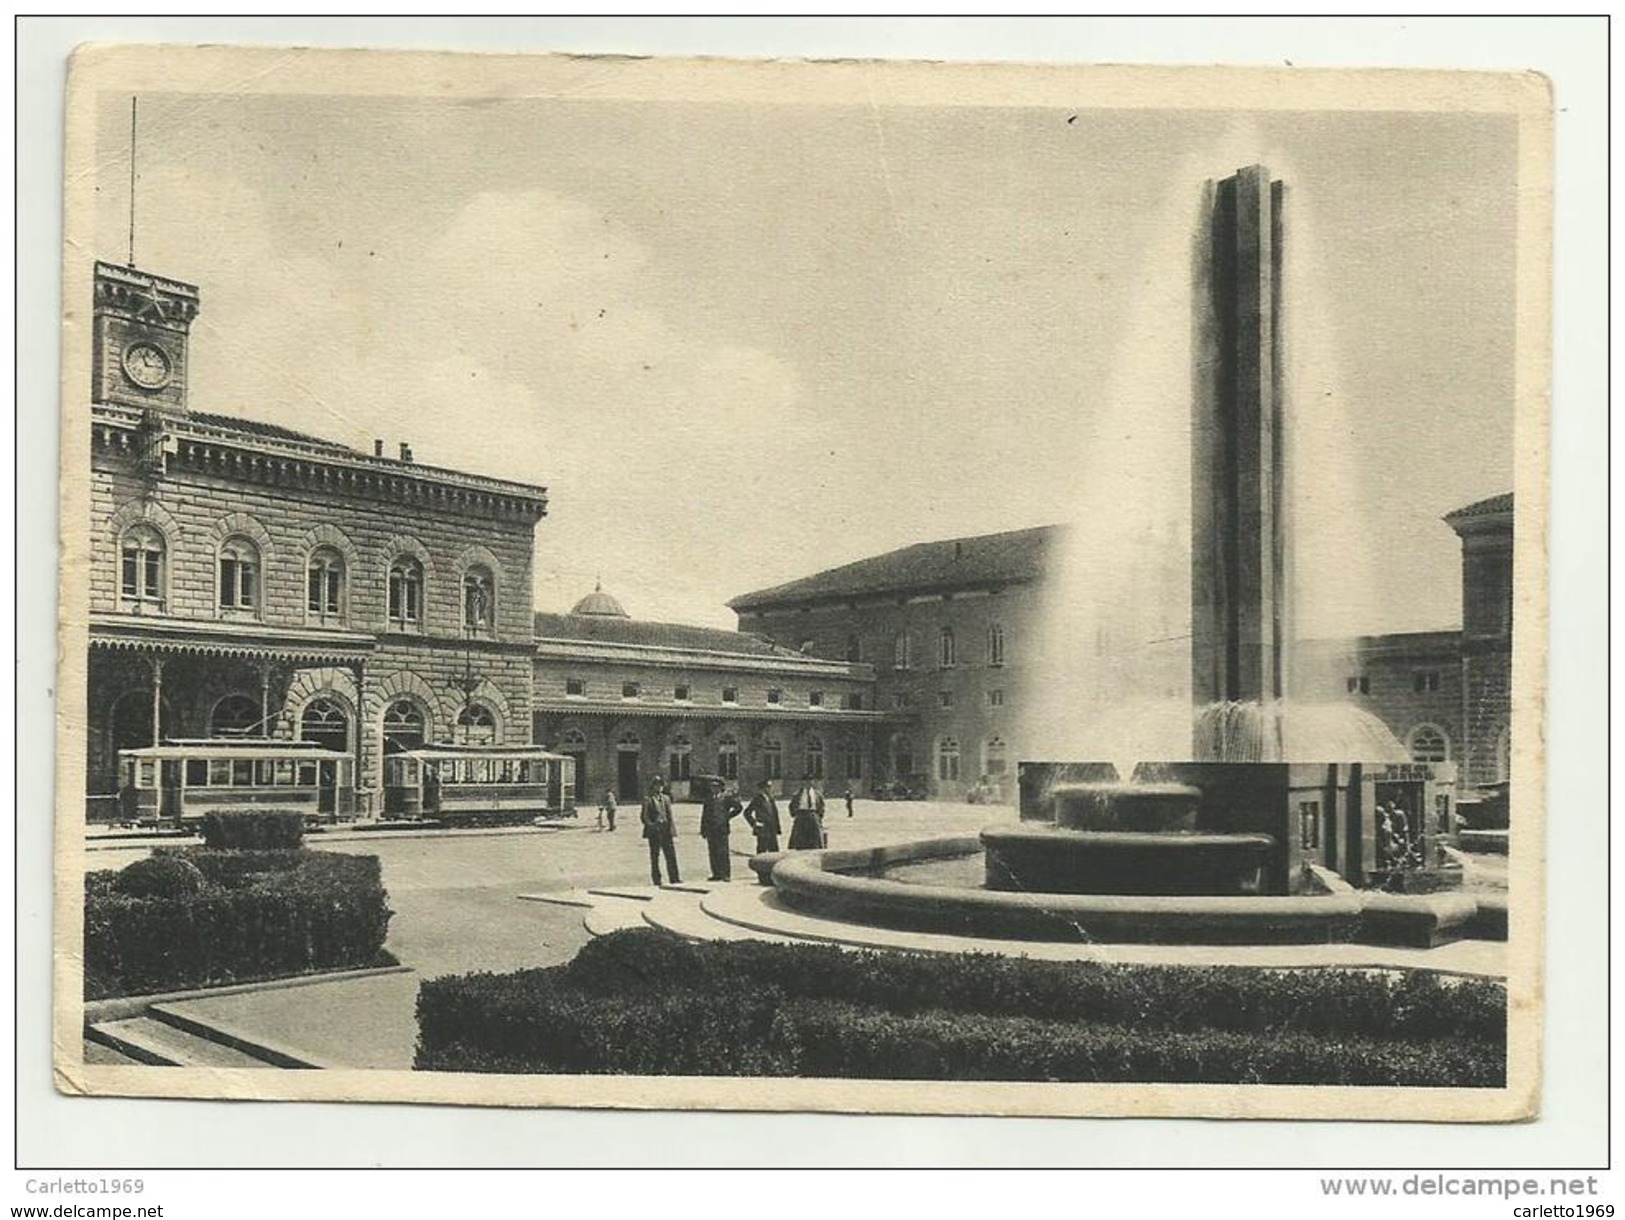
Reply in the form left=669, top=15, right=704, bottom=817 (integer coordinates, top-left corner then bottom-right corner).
left=199, top=810, right=306, bottom=851
left=111, top=854, right=206, bottom=900
left=416, top=972, right=791, bottom=1076
left=562, top=931, right=1507, bottom=1043
left=84, top=848, right=391, bottom=999
left=775, top=1001, right=1504, bottom=1087
left=414, top=964, right=1504, bottom=1086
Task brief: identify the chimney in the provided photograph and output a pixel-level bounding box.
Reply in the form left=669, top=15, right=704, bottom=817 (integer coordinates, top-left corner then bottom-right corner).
left=399, top=442, right=413, bottom=463
left=373, top=439, right=384, bottom=457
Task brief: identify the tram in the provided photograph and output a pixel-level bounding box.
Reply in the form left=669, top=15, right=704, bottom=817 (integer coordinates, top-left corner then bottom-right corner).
left=115, top=739, right=357, bottom=827
left=381, top=743, right=576, bottom=826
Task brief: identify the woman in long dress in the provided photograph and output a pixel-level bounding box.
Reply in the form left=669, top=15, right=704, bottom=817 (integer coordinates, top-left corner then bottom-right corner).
left=787, top=780, right=826, bottom=850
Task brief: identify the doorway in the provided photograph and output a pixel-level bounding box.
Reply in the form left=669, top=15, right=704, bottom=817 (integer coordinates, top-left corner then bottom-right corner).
left=617, top=749, right=641, bottom=801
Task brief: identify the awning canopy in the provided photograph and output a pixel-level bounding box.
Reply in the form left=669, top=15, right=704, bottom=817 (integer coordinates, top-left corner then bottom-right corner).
left=88, top=613, right=376, bottom=666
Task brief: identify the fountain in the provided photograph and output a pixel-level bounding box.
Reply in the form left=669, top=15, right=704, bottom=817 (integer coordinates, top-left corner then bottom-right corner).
left=747, top=164, right=1480, bottom=947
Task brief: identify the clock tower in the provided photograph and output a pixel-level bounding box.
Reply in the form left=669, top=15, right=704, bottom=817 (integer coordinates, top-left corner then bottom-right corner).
left=90, top=260, right=200, bottom=414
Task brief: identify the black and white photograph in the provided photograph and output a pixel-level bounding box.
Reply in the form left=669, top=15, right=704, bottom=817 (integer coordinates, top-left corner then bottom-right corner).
left=51, top=41, right=1552, bottom=1129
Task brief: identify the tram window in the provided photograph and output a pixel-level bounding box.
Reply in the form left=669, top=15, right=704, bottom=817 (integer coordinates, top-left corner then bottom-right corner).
left=210, top=759, right=232, bottom=786
left=298, top=762, right=318, bottom=786
left=138, top=760, right=156, bottom=787
left=186, top=760, right=208, bottom=786
left=275, top=759, right=295, bottom=785
left=232, top=760, right=253, bottom=785
left=502, top=759, right=516, bottom=783
left=256, top=760, right=276, bottom=785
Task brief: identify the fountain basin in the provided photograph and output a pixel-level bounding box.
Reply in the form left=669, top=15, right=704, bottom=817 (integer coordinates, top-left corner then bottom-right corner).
left=760, top=839, right=1364, bottom=945
left=1051, top=781, right=1202, bottom=831
left=982, top=824, right=1276, bottom=897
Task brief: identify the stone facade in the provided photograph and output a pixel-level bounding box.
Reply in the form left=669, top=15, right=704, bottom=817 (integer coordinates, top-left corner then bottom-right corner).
left=733, top=502, right=1514, bottom=798
left=532, top=601, right=880, bottom=803
left=731, top=527, right=1053, bottom=800
left=84, top=261, right=547, bottom=817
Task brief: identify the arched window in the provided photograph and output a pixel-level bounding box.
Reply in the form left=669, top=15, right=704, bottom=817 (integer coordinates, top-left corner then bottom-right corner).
left=844, top=634, right=863, bottom=663
left=307, top=548, right=345, bottom=623
left=1407, top=724, right=1450, bottom=764
left=120, top=525, right=166, bottom=610
left=936, top=737, right=961, bottom=783
left=761, top=736, right=784, bottom=781
left=842, top=739, right=863, bottom=780
left=987, top=623, right=1006, bottom=667
left=388, top=557, right=424, bottom=630
left=939, top=627, right=956, bottom=669
left=804, top=736, right=825, bottom=781
left=383, top=699, right=427, bottom=753
left=217, top=536, right=261, bottom=615
left=893, top=632, right=912, bottom=671
left=667, top=734, right=693, bottom=781
left=716, top=734, right=739, bottom=781
left=300, top=698, right=351, bottom=753
left=463, top=565, right=494, bottom=635
left=454, top=702, right=496, bottom=745
left=210, top=693, right=261, bottom=738
left=983, top=736, right=1009, bottom=777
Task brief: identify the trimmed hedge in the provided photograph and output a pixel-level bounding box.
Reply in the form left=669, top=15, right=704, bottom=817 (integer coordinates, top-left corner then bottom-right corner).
left=199, top=810, right=307, bottom=851
left=416, top=930, right=1506, bottom=1086
left=85, top=847, right=392, bottom=999
left=558, top=930, right=1506, bottom=1043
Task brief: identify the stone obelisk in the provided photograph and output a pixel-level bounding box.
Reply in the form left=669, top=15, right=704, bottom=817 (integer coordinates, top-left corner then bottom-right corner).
left=1190, top=164, right=1290, bottom=751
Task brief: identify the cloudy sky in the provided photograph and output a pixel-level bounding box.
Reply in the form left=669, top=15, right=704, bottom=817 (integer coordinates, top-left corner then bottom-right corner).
left=90, top=87, right=1517, bottom=635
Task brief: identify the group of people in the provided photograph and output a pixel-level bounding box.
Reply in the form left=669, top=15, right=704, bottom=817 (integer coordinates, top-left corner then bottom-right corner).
left=617, top=776, right=855, bottom=886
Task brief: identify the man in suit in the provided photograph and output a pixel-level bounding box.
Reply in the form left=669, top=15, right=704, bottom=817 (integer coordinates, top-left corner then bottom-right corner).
left=641, top=775, right=681, bottom=885
left=698, top=777, right=742, bottom=881
left=788, top=776, right=827, bottom=850
left=742, top=777, right=782, bottom=854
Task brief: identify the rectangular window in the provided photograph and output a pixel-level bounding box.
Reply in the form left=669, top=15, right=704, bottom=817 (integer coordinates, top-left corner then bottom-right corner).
left=938, top=690, right=955, bottom=708
left=622, top=682, right=641, bottom=699
left=674, top=685, right=691, bottom=702
left=842, top=692, right=864, bottom=711
left=297, top=762, right=318, bottom=787
left=219, top=557, right=238, bottom=608
left=274, top=759, right=295, bottom=786
left=988, top=689, right=1005, bottom=707
left=122, top=551, right=138, bottom=598
left=231, top=759, right=254, bottom=786
left=1413, top=670, right=1441, bottom=693
left=565, top=678, right=586, bottom=697
left=809, top=691, right=824, bottom=707
left=137, top=760, right=156, bottom=787
left=763, top=747, right=783, bottom=780
left=209, top=759, right=232, bottom=786
left=722, top=687, right=738, bottom=704
left=767, top=688, right=782, bottom=704
left=256, top=759, right=276, bottom=786
left=185, top=759, right=208, bottom=787
left=844, top=747, right=863, bottom=779
left=1346, top=675, right=1370, bottom=695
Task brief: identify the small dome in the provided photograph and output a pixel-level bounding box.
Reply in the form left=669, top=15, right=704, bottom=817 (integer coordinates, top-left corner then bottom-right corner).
left=571, top=580, right=629, bottom=619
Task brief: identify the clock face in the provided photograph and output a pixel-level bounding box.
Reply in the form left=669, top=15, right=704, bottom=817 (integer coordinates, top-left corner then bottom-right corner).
left=121, top=341, right=173, bottom=390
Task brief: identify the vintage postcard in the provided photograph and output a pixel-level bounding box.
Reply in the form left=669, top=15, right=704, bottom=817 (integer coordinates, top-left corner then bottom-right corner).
left=55, top=44, right=1550, bottom=1121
